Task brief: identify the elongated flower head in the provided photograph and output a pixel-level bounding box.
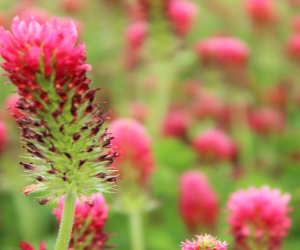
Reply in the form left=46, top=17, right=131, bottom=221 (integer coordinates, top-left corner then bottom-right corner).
left=227, top=186, right=291, bottom=250
left=179, top=171, right=219, bottom=232
left=195, top=37, right=249, bottom=68
left=0, top=16, right=119, bottom=204
left=53, top=193, right=112, bottom=249
left=168, top=0, right=198, bottom=35
left=181, top=234, right=227, bottom=250
left=110, top=118, right=154, bottom=185
left=192, top=128, right=237, bottom=162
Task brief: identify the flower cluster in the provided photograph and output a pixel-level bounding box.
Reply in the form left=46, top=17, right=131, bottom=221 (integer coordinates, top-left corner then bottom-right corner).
left=179, top=171, right=219, bottom=232
left=53, top=193, right=112, bottom=249
left=0, top=16, right=119, bottom=204
left=109, top=118, right=154, bottom=185
left=19, top=242, right=46, bottom=250
left=227, top=186, right=291, bottom=250
left=181, top=234, right=227, bottom=250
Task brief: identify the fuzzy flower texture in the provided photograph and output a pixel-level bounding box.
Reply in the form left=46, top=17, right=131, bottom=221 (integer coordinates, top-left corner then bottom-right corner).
left=0, top=16, right=119, bottom=204
left=181, top=234, right=227, bottom=250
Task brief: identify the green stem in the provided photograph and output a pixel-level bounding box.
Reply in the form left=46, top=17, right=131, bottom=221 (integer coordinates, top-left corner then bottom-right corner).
left=54, top=188, right=77, bottom=250
left=129, top=213, right=145, bottom=250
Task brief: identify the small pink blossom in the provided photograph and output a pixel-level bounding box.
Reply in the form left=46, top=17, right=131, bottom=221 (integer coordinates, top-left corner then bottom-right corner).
left=162, top=109, right=189, bottom=139
left=245, top=0, right=278, bottom=25
left=227, top=186, right=291, bottom=250
left=53, top=193, right=110, bottom=249
left=287, top=34, right=300, bottom=63
left=195, top=37, right=249, bottom=68
left=110, top=119, right=155, bottom=185
left=179, top=171, right=219, bottom=232
left=248, top=107, right=284, bottom=134
left=125, top=22, right=147, bottom=50
left=192, top=128, right=237, bottom=162
left=60, top=0, right=85, bottom=13
left=181, top=234, right=227, bottom=250
left=168, top=0, right=198, bottom=35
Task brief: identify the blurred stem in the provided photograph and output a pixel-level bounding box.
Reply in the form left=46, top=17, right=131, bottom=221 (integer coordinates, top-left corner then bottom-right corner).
left=129, top=212, right=145, bottom=250
left=146, top=61, right=174, bottom=137
left=54, top=188, right=76, bottom=250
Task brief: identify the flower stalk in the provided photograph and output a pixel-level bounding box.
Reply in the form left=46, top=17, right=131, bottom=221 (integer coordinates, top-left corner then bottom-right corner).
left=129, top=212, right=145, bottom=250
left=54, top=188, right=76, bottom=250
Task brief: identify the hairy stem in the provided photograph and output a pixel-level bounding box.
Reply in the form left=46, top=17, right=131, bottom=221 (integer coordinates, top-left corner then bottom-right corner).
left=129, top=212, right=145, bottom=250
left=54, top=188, right=76, bottom=250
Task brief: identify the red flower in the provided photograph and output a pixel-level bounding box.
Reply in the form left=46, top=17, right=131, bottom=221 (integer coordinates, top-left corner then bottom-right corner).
left=162, top=109, right=189, bottom=139
left=110, top=119, right=155, bottom=185
left=195, top=37, right=249, bottom=68
left=245, top=0, right=277, bottom=25
left=227, top=186, right=291, bottom=250
left=53, top=193, right=111, bottom=249
left=168, top=0, right=198, bottom=35
left=179, top=171, right=219, bottom=232
left=192, top=128, right=237, bottom=162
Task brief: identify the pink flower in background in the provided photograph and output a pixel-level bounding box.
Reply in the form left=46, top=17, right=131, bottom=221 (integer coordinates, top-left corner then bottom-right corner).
left=129, top=102, right=148, bottom=123
left=0, top=16, right=91, bottom=102
left=245, top=0, right=277, bottom=24
left=53, top=193, right=111, bottom=249
left=181, top=234, right=227, bottom=250
left=192, top=128, right=237, bottom=162
left=265, top=84, right=288, bottom=108
left=125, top=22, right=147, bottom=50
left=60, top=0, right=85, bottom=13
left=18, top=7, right=50, bottom=24
left=195, top=37, right=249, bottom=68
left=292, top=16, right=300, bottom=33
left=168, top=0, right=198, bottom=35
left=287, top=34, right=300, bottom=62
left=192, top=91, right=224, bottom=120
left=19, top=241, right=47, bottom=250
left=0, top=121, right=7, bottom=150
left=227, top=186, right=291, bottom=250
left=110, top=119, right=155, bottom=184
left=179, top=171, right=219, bottom=232
left=5, top=95, right=26, bottom=118
left=248, top=107, right=284, bottom=134
left=162, top=109, right=189, bottom=139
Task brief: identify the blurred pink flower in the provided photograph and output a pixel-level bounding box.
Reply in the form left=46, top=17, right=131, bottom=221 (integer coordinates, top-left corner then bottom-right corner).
left=292, top=16, right=300, bottom=33
left=179, top=171, right=219, bottom=232
left=0, top=121, right=7, bottom=149
left=227, top=186, right=291, bottom=250
left=60, top=0, right=85, bottom=13
left=18, top=7, right=50, bottom=25
left=168, top=0, right=198, bottom=35
left=248, top=107, right=284, bottom=134
left=265, top=85, right=287, bottom=108
left=5, top=95, right=26, bottom=118
left=245, top=0, right=277, bottom=25
left=129, top=102, right=148, bottom=123
left=287, top=34, right=300, bottom=63
left=53, top=193, right=111, bottom=249
left=181, top=234, right=227, bottom=250
left=125, top=22, right=147, bottom=50
left=192, top=128, right=237, bottom=162
left=192, top=91, right=224, bottom=120
left=19, top=241, right=46, bottom=250
left=195, top=37, right=249, bottom=68
left=162, top=109, right=189, bottom=139
left=110, top=119, right=155, bottom=185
